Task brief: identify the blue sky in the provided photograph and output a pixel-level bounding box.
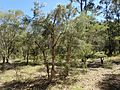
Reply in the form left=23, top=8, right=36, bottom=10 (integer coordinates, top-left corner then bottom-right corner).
left=0, top=0, right=103, bottom=21
left=0, top=0, right=69, bottom=17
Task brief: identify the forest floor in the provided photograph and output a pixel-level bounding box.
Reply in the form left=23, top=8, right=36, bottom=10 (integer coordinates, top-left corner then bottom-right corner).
left=0, top=55, right=120, bottom=90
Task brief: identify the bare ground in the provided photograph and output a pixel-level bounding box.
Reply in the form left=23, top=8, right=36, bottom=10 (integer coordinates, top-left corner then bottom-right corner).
left=0, top=56, right=120, bottom=90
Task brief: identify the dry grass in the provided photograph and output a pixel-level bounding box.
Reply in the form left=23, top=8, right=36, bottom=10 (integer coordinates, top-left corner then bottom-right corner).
left=0, top=65, right=45, bottom=84
left=0, top=55, right=120, bottom=90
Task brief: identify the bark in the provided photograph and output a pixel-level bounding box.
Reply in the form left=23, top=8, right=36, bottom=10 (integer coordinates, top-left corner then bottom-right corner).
left=35, top=41, right=50, bottom=80
left=6, top=56, right=9, bottom=63
left=51, top=45, right=55, bottom=80
left=65, top=36, right=72, bottom=76
left=100, top=57, right=104, bottom=65
left=65, top=43, right=71, bottom=76
left=84, top=0, right=87, bottom=11
left=80, top=0, right=83, bottom=11
left=6, top=58, right=9, bottom=63
left=108, top=36, right=113, bottom=56
left=2, top=56, right=5, bottom=71
left=42, top=50, right=50, bottom=80
left=23, top=55, right=26, bottom=60
left=82, top=58, right=87, bottom=73
left=26, top=52, right=29, bottom=65
left=118, top=15, right=120, bottom=54
left=22, top=49, right=26, bottom=60
left=118, top=43, right=120, bottom=54
left=50, top=33, right=56, bottom=81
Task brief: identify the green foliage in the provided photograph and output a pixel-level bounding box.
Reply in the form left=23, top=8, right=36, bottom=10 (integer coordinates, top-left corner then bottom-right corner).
left=94, top=51, right=107, bottom=58
left=80, top=41, right=93, bottom=58
left=115, top=36, right=120, bottom=40
left=0, top=1, right=120, bottom=87
left=0, top=10, right=24, bottom=63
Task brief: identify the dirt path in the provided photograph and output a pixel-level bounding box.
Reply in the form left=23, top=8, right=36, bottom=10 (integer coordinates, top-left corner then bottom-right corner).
left=76, top=64, right=120, bottom=90
left=49, top=63, right=120, bottom=90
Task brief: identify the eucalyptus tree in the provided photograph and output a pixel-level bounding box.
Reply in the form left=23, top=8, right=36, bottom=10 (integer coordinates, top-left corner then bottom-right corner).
left=31, top=16, right=51, bottom=79
left=33, top=3, right=77, bottom=80
left=70, top=0, right=95, bottom=13
left=57, top=3, right=107, bottom=75
left=98, top=0, right=120, bottom=55
left=28, top=1, right=52, bottom=79
left=0, top=10, right=23, bottom=63
left=72, top=11, right=107, bottom=70
left=0, top=10, right=23, bottom=71
left=110, top=0, right=120, bottom=53
left=43, top=5, right=66, bottom=80
left=20, top=1, right=45, bottom=64
left=22, top=32, right=34, bottom=64
left=61, top=3, right=77, bottom=76
left=31, top=4, right=66, bottom=80
left=70, top=0, right=85, bottom=12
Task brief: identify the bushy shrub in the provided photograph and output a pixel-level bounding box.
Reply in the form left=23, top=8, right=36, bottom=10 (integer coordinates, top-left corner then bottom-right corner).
left=94, top=51, right=107, bottom=58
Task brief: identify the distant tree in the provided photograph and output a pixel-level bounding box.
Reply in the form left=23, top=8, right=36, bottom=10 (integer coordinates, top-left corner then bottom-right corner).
left=0, top=10, right=23, bottom=70
left=97, top=0, right=120, bottom=55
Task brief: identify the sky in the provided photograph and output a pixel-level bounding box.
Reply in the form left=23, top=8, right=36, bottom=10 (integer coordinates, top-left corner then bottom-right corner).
left=0, top=0, right=104, bottom=21
left=0, top=0, right=69, bottom=17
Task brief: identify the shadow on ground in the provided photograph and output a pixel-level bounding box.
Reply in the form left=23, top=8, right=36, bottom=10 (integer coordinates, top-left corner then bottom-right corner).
left=0, top=74, right=78, bottom=90
left=98, top=74, right=120, bottom=90
left=0, top=76, right=50, bottom=90
left=112, top=60, right=120, bottom=65
left=87, top=61, right=103, bottom=68
left=0, top=61, right=41, bottom=71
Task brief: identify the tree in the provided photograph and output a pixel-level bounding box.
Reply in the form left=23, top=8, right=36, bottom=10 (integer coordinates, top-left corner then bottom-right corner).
left=97, top=0, right=120, bottom=55
left=44, top=5, right=65, bottom=80
left=70, top=0, right=95, bottom=13
left=0, top=10, right=23, bottom=70
left=30, top=1, right=51, bottom=80
left=110, top=0, right=120, bottom=53
left=22, top=32, right=34, bottom=64
left=32, top=16, right=51, bottom=79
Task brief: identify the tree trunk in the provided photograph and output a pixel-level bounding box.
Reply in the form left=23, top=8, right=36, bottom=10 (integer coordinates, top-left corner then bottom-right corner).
left=2, top=56, right=5, bottom=64
left=23, top=50, right=26, bottom=60
left=33, top=55, right=36, bottom=64
left=50, top=33, right=56, bottom=81
left=42, top=50, right=50, bottom=80
left=6, top=58, right=9, bottom=63
left=23, top=55, right=26, bottom=60
left=26, top=52, right=29, bottom=65
left=82, top=58, right=87, bottom=73
left=118, top=15, right=120, bottom=54
left=2, top=56, right=6, bottom=71
left=65, top=35, right=72, bottom=76
left=84, top=0, right=87, bottom=11
left=51, top=45, right=55, bottom=81
left=65, top=43, right=71, bottom=76
left=100, top=57, right=104, bottom=65
left=80, top=0, right=83, bottom=12
left=108, top=37, right=112, bottom=56
left=118, top=44, right=120, bottom=54
left=6, top=56, right=9, bottom=63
